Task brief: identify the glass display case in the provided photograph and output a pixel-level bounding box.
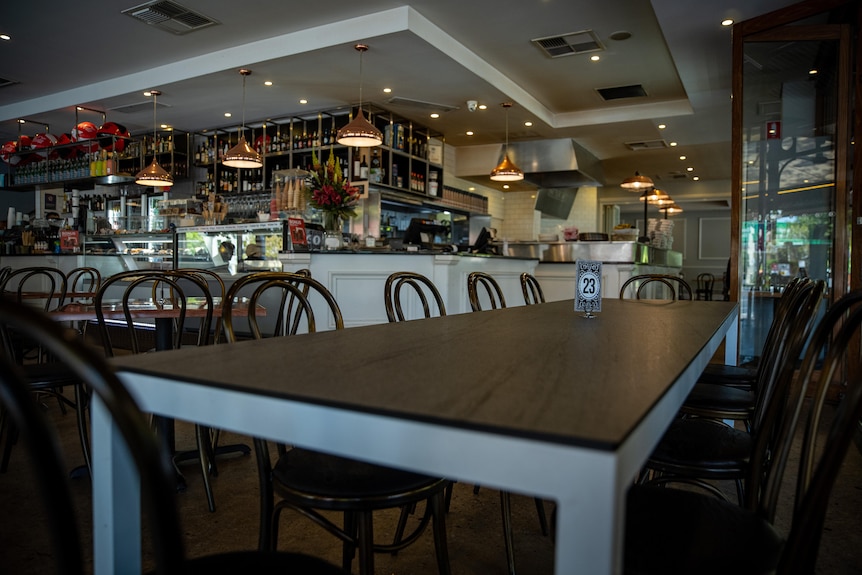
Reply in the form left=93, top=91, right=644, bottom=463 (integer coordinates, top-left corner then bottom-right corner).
left=176, top=221, right=287, bottom=275
left=81, top=232, right=178, bottom=276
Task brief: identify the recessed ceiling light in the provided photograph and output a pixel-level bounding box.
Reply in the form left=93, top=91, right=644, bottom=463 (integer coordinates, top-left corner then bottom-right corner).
left=468, top=187, right=475, bottom=191
left=478, top=104, right=487, bottom=110
left=679, top=155, right=686, bottom=160
left=264, top=81, right=273, bottom=86
left=224, top=112, right=232, bottom=118
left=466, top=131, right=474, bottom=136
left=299, top=99, right=308, bottom=104
left=692, top=176, right=700, bottom=181
left=658, top=124, right=666, bottom=129
left=669, top=141, right=678, bottom=147
left=430, top=113, right=440, bottom=119
left=524, top=121, right=533, bottom=127
left=383, top=87, right=392, bottom=93
left=809, top=69, right=818, bottom=75
left=590, top=55, right=600, bottom=62
left=721, top=18, right=734, bottom=26
left=0, top=34, right=10, bottom=41
left=503, top=184, right=510, bottom=189
left=686, top=166, right=694, bottom=172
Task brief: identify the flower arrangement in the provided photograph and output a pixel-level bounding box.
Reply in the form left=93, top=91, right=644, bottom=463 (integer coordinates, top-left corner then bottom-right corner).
left=306, top=149, right=361, bottom=225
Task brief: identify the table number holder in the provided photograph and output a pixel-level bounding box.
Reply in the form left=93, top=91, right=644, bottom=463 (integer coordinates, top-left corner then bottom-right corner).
left=575, top=260, right=602, bottom=318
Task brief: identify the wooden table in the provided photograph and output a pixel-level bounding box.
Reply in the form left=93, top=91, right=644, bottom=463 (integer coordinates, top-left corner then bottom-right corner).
left=101, top=298, right=738, bottom=575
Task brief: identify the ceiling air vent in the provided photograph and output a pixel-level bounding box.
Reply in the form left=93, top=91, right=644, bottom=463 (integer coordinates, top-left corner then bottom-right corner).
left=598, top=84, right=647, bottom=101
left=625, top=139, right=668, bottom=151
left=122, top=1, right=219, bottom=35
left=532, top=30, right=604, bottom=58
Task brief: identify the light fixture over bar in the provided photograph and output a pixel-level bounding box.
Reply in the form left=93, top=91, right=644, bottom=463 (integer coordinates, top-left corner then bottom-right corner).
left=490, top=102, right=524, bottom=182
left=135, top=90, right=173, bottom=187
left=337, top=44, right=383, bottom=147
left=223, top=69, right=263, bottom=169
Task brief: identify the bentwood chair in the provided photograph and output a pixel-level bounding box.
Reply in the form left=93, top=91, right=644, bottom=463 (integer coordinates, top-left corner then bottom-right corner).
left=619, top=274, right=692, bottom=300
left=624, top=287, right=862, bottom=575
left=465, top=271, right=550, bottom=575
left=680, top=278, right=811, bottom=430
left=640, top=279, right=825, bottom=505
left=222, top=272, right=452, bottom=575
left=520, top=272, right=545, bottom=305
left=468, top=271, right=506, bottom=311
left=695, top=272, right=716, bottom=300
left=0, top=298, right=345, bottom=575
left=384, top=271, right=447, bottom=321
left=93, top=270, right=220, bottom=512
left=0, top=267, right=81, bottom=472
left=65, top=266, right=101, bottom=302
left=695, top=276, right=804, bottom=391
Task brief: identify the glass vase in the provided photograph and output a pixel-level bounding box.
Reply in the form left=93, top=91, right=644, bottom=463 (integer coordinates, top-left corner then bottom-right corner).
left=323, top=212, right=344, bottom=251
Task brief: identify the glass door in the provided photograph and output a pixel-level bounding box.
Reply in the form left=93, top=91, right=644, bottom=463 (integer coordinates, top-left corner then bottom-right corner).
left=732, top=4, right=852, bottom=362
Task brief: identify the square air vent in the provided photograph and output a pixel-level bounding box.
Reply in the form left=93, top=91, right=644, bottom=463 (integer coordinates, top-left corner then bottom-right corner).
left=122, top=1, right=219, bottom=35
left=532, top=30, right=604, bottom=58
left=598, top=84, right=648, bottom=101
left=625, top=139, right=668, bottom=151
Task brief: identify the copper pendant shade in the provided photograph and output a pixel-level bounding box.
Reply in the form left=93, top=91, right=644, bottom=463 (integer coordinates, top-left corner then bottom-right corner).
left=490, top=102, right=523, bottom=182
left=620, top=171, right=654, bottom=191
left=223, top=69, right=262, bottom=169
left=337, top=44, right=383, bottom=148
left=135, top=90, right=173, bottom=187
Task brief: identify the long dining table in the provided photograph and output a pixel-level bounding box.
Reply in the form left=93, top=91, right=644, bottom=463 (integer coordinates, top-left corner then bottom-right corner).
left=100, top=298, right=738, bottom=574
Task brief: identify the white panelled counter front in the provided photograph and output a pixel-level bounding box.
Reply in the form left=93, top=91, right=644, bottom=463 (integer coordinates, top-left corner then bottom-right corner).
left=503, top=241, right=683, bottom=302
left=277, top=251, right=539, bottom=328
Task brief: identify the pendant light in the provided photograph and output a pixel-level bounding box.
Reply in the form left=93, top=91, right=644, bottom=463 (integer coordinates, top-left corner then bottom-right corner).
left=223, top=69, right=263, bottom=169
left=490, top=102, right=524, bottom=182
left=135, top=90, right=173, bottom=187
left=660, top=203, right=684, bottom=217
left=639, top=188, right=673, bottom=206
left=620, top=171, right=654, bottom=191
left=336, top=44, right=383, bottom=147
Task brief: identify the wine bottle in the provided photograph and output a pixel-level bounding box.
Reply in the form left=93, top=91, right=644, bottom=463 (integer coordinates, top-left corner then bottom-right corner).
left=360, top=155, right=369, bottom=180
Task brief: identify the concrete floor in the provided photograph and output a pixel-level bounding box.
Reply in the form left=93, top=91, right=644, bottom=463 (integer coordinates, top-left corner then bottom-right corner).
left=1, top=395, right=860, bottom=574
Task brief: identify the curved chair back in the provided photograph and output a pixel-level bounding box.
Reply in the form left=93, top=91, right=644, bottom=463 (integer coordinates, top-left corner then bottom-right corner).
left=94, top=270, right=212, bottom=357
left=467, top=271, right=506, bottom=311
left=174, top=268, right=226, bottom=344
left=695, top=272, right=716, bottom=301
left=520, top=272, right=545, bottom=305
left=2, top=266, right=68, bottom=311
left=0, top=297, right=345, bottom=575
left=384, top=271, right=446, bottom=321
left=0, top=299, right=185, bottom=574
left=221, top=271, right=341, bottom=342
left=755, top=288, right=862, bottom=572
left=619, top=274, right=689, bottom=300
left=65, top=267, right=102, bottom=302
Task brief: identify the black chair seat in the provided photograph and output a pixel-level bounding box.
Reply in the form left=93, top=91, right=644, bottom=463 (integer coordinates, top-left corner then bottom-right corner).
left=697, top=363, right=757, bottom=388
left=625, top=484, right=784, bottom=575
left=648, top=418, right=751, bottom=474
left=680, top=383, right=755, bottom=419
left=273, top=448, right=449, bottom=508
left=177, top=550, right=346, bottom=575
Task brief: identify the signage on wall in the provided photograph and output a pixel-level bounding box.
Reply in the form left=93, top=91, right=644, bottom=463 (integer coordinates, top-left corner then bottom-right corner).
left=575, top=260, right=602, bottom=318
left=766, top=121, right=781, bottom=139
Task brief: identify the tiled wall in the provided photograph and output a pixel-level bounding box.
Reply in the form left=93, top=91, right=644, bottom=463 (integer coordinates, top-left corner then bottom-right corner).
left=443, top=143, right=604, bottom=241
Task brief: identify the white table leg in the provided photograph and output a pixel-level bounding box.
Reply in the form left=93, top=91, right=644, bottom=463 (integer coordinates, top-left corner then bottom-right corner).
left=91, top=396, right=142, bottom=575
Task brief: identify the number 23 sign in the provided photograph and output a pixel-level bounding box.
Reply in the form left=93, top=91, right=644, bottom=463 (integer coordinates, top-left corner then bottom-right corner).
left=575, top=260, right=602, bottom=317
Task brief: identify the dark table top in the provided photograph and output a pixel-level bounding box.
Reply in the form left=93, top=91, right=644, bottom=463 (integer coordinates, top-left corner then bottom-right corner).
left=112, top=299, right=737, bottom=451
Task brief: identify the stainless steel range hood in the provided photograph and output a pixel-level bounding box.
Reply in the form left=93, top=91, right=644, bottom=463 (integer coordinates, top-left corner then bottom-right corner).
left=454, top=138, right=605, bottom=190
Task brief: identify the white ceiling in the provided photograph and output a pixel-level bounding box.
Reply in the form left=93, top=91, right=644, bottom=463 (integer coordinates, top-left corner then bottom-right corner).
left=0, top=0, right=797, bottom=212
